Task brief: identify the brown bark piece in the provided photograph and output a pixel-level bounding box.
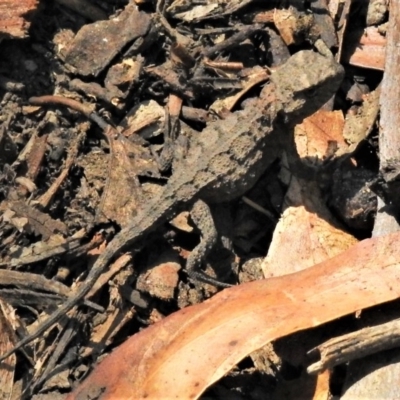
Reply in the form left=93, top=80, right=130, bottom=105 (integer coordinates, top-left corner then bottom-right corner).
left=0, top=0, right=38, bottom=39
left=63, top=3, right=151, bottom=77
left=276, top=115, right=357, bottom=250
left=270, top=369, right=331, bottom=400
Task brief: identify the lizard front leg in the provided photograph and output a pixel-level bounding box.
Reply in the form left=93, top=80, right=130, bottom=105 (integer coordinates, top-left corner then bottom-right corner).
left=186, top=199, right=233, bottom=288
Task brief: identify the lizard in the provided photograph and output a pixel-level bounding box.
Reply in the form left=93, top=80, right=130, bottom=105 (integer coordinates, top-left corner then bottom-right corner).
left=0, top=40, right=344, bottom=362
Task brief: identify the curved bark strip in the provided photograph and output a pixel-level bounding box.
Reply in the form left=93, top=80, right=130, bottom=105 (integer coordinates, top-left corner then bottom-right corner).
left=69, top=232, right=400, bottom=400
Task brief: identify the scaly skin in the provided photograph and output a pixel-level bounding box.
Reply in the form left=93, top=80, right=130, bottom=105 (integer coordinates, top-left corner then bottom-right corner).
left=0, top=46, right=344, bottom=362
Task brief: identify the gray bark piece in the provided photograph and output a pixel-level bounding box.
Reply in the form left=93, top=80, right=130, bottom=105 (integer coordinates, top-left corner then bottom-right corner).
left=342, top=349, right=400, bottom=400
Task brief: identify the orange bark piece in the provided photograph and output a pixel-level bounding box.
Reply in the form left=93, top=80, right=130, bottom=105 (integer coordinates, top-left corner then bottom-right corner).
left=68, top=232, right=400, bottom=400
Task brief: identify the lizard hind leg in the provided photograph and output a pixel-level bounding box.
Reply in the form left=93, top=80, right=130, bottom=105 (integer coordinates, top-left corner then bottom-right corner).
left=186, top=199, right=233, bottom=288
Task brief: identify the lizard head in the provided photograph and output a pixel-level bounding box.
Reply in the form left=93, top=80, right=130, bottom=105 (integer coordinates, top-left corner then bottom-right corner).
left=269, top=49, right=344, bottom=122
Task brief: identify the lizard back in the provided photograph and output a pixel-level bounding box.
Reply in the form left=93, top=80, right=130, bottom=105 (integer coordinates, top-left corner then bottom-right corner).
left=161, top=49, right=344, bottom=204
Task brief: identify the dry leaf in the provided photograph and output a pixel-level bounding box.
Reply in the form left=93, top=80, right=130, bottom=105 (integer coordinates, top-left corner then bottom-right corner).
left=261, top=177, right=358, bottom=278
left=343, top=26, right=386, bottom=71
left=295, top=109, right=346, bottom=162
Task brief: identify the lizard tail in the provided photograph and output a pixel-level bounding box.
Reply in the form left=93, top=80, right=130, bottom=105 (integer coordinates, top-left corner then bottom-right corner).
left=0, top=194, right=179, bottom=362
